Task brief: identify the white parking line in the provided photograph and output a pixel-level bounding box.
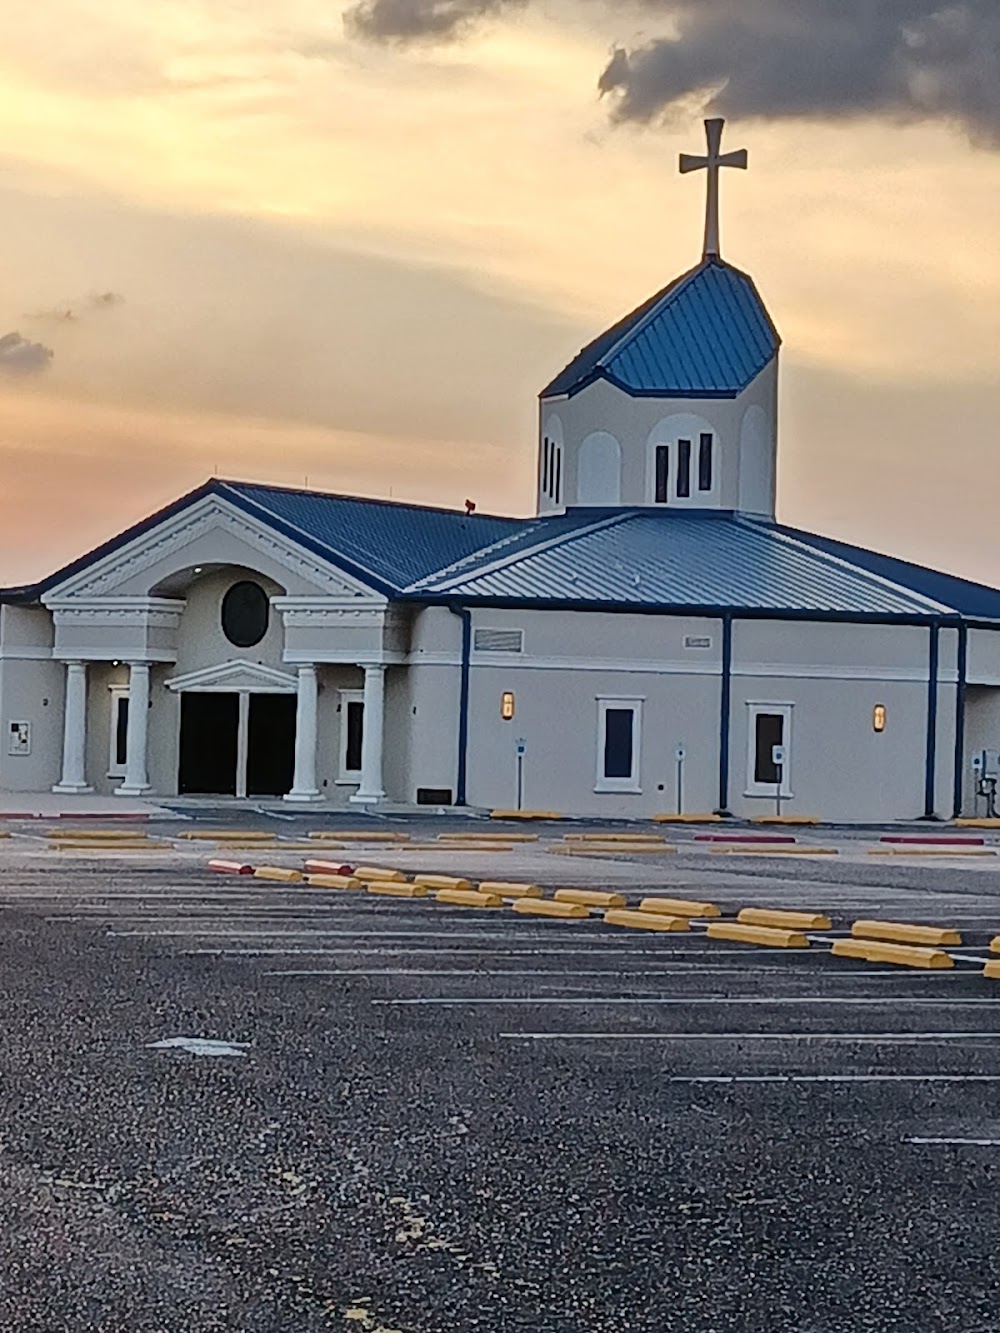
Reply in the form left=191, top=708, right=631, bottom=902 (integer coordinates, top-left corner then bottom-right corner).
left=667, top=1074, right=1000, bottom=1085
left=499, top=1031, right=1000, bottom=1042
left=905, top=1136, right=1000, bottom=1146
left=375, top=996, right=1000, bottom=1007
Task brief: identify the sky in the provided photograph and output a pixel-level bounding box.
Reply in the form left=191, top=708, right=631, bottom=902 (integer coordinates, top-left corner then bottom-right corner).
left=0, top=0, right=999, bottom=585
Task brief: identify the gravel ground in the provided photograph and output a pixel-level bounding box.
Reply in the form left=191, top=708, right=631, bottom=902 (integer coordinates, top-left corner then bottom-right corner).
left=1, top=821, right=1000, bottom=1331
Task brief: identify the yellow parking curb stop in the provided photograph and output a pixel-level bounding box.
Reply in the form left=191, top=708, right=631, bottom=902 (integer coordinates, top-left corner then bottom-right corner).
left=436, top=889, right=504, bottom=909
left=354, top=866, right=408, bottom=884
left=253, top=866, right=303, bottom=883
left=512, top=899, right=589, bottom=920
left=604, top=909, right=689, bottom=933
left=414, top=875, right=473, bottom=891
left=554, top=889, right=627, bottom=910
left=368, top=882, right=429, bottom=899
left=478, top=882, right=543, bottom=899
left=306, top=874, right=361, bottom=890
left=706, top=923, right=810, bottom=949
left=738, top=908, right=832, bottom=931
left=639, top=897, right=721, bottom=919
left=833, top=939, right=953, bottom=970
left=851, top=919, right=962, bottom=947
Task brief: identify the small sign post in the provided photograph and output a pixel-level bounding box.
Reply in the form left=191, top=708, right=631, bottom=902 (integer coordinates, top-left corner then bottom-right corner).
left=772, top=744, right=785, bottom=818
left=675, top=745, right=686, bottom=816
left=516, top=738, right=527, bottom=812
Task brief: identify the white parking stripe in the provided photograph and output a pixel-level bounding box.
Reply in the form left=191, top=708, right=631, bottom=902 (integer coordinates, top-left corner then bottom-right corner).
left=905, top=1136, right=1000, bottom=1146
left=500, top=1031, right=1000, bottom=1042
left=375, top=996, right=1000, bottom=1007
left=667, top=1074, right=1000, bottom=1085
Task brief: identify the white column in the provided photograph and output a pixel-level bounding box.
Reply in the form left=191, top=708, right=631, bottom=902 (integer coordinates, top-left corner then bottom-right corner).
left=116, top=662, right=151, bottom=796
left=53, top=661, right=92, bottom=793
left=285, top=665, right=323, bottom=803
left=351, top=663, right=386, bottom=804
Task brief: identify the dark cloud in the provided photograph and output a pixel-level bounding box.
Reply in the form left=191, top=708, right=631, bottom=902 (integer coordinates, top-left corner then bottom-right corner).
left=344, top=0, right=1000, bottom=145
left=605, top=2, right=1000, bottom=144
left=344, top=0, right=525, bottom=43
left=0, top=333, right=53, bottom=375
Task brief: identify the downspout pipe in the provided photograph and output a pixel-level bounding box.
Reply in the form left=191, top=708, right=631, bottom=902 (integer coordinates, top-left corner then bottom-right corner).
left=953, top=622, right=968, bottom=820
left=716, top=613, right=734, bottom=816
left=447, top=605, right=472, bottom=806
left=922, top=622, right=941, bottom=820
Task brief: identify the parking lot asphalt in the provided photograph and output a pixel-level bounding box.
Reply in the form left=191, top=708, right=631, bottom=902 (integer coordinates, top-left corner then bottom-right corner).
left=3, top=819, right=1000, bottom=1330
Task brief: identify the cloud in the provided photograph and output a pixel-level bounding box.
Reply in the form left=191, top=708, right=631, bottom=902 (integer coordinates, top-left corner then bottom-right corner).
left=597, top=2, right=1000, bottom=144
left=344, top=0, right=526, bottom=43
left=0, top=332, right=53, bottom=375
left=344, top=0, right=1000, bottom=145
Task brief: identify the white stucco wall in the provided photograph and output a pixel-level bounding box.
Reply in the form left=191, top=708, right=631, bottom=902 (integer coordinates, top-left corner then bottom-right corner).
left=537, top=359, right=778, bottom=516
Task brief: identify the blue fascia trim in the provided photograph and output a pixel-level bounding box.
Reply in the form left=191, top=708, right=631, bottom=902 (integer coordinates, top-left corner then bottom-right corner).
left=924, top=624, right=941, bottom=820
left=448, top=605, right=472, bottom=806
left=953, top=623, right=968, bottom=819
left=717, top=614, right=734, bottom=816
left=398, top=593, right=963, bottom=628
left=542, top=365, right=745, bottom=403
left=216, top=486, right=401, bottom=599
left=15, top=479, right=221, bottom=600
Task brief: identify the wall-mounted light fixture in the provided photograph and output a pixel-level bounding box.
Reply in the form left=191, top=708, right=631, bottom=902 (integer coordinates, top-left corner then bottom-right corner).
left=501, top=691, right=515, bottom=722
left=873, top=704, right=887, bottom=733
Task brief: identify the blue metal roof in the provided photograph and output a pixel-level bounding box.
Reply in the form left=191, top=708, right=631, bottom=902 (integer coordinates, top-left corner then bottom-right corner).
left=414, top=509, right=1000, bottom=620
left=541, top=259, right=780, bottom=400
left=13, top=478, right=1000, bottom=624
left=220, top=482, right=521, bottom=593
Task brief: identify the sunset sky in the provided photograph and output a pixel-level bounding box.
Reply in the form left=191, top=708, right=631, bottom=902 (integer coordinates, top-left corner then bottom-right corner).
left=1, top=1, right=999, bottom=586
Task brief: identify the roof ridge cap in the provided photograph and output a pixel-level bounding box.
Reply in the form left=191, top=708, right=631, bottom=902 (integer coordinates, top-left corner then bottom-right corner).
left=749, top=517, right=954, bottom=615
left=417, top=510, right=636, bottom=595
left=597, top=260, right=710, bottom=372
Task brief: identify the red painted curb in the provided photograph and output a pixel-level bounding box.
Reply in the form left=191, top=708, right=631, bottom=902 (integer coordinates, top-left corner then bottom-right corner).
left=695, top=834, right=797, bottom=844
left=208, top=860, right=255, bottom=875
left=881, top=836, right=986, bottom=846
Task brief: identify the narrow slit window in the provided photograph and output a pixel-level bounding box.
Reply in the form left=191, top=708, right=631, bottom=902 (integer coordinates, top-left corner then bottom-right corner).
left=554, top=446, right=562, bottom=505
left=115, top=697, right=129, bottom=769
left=542, top=437, right=550, bottom=495
left=754, top=712, right=784, bottom=785
left=655, top=445, right=669, bottom=504
left=345, top=701, right=364, bottom=773
left=604, top=709, right=634, bottom=780
left=698, top=433, right=713, bottom=492
left=676, top=439, right=692, bottom=498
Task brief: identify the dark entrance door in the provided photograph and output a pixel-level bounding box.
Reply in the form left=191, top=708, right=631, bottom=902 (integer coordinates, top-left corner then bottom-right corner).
left=179, top=693, right=239, bottom=795
left=247, top=694, right=296, bottom=797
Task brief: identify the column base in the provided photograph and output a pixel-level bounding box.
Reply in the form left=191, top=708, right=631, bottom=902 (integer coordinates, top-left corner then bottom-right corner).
left=52, top=784, right=94, bottom=795
left=350, top=792, right=386, bottom=806
left=115, top=785, right=151, bottom=798
left=283, top=791, right=324, bottom=804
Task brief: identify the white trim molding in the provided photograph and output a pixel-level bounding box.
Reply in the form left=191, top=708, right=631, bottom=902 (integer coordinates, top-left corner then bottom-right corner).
left=43, top=496, right=383, bottom=601
left=595, top=695, right=644, bottom=795
left=745, top=701, right=794, bottom=799
left=165, top=659, right=298, bottom=694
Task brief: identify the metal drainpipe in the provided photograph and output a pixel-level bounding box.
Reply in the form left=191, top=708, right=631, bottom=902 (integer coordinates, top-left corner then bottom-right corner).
left=953, top=622, right=968, bottom=820
left=447, top=605, right=472, bottom=806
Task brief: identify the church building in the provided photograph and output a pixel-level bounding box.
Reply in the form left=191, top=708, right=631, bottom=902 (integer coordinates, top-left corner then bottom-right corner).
left=2, top=120, right=1000, bottom=822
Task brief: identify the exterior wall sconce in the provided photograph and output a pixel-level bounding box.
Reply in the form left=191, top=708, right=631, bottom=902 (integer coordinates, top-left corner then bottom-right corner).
left=501, top=691, right=516, bottom=721
left=873, top=704, right=887, bottom=733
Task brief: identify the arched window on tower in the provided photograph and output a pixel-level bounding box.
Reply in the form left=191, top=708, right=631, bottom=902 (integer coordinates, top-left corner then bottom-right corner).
left=578, top=433, right=622, bottom=505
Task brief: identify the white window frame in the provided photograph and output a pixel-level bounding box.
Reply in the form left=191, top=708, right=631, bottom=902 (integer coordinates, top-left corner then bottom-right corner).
left=595, top=696, right=643, bottom=794
left=336, top=689, right=364, bottom=784
left=108, top=685, right=129, bottom=778
left=745, top=702, right=793, bottom=798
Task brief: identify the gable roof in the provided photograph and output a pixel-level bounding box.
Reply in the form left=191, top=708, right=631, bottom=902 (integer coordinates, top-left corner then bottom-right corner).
left=411, top=508, right=1000, bottom=622
left=7, top=478, right=1000, bottom=626
left=541, top=258, right=780, bottom=401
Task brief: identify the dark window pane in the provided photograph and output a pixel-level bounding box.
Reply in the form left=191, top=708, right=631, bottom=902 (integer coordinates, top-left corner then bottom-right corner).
left=677, top=438, right=692, bottom=498
left=699, top=433, right=713, bottom=491
left=604, top=708, right=634, bottom=779
left=755, top=713, right=785, bottom=784
left=115, top=697, right=129, bottom=768
left=345, top=700, right=364, bottom=772
left=655, top=446, right=669, bottom=503
left=542, top=437, right=550, bottom=493
left=221, top=581, right=269, bottom=648
left=554, top=447, right=562, bottom=504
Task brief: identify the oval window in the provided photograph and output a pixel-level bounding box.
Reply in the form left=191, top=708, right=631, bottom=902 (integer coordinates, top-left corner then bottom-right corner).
left=221, top=581, right=269, bottom=648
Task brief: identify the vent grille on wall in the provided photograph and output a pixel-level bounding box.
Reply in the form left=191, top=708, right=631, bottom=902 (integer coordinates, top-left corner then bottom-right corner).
left=473, top=628, right=524, bottom=654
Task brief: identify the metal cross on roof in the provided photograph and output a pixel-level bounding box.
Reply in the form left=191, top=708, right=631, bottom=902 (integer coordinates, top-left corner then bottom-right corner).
left=679, top=118, right=748, bottom=261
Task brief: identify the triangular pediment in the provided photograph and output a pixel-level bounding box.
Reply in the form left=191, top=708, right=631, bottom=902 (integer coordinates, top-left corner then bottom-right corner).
left=42, top=494, right=388, bottom=605
left=165, top=660, right=298, bottom=693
